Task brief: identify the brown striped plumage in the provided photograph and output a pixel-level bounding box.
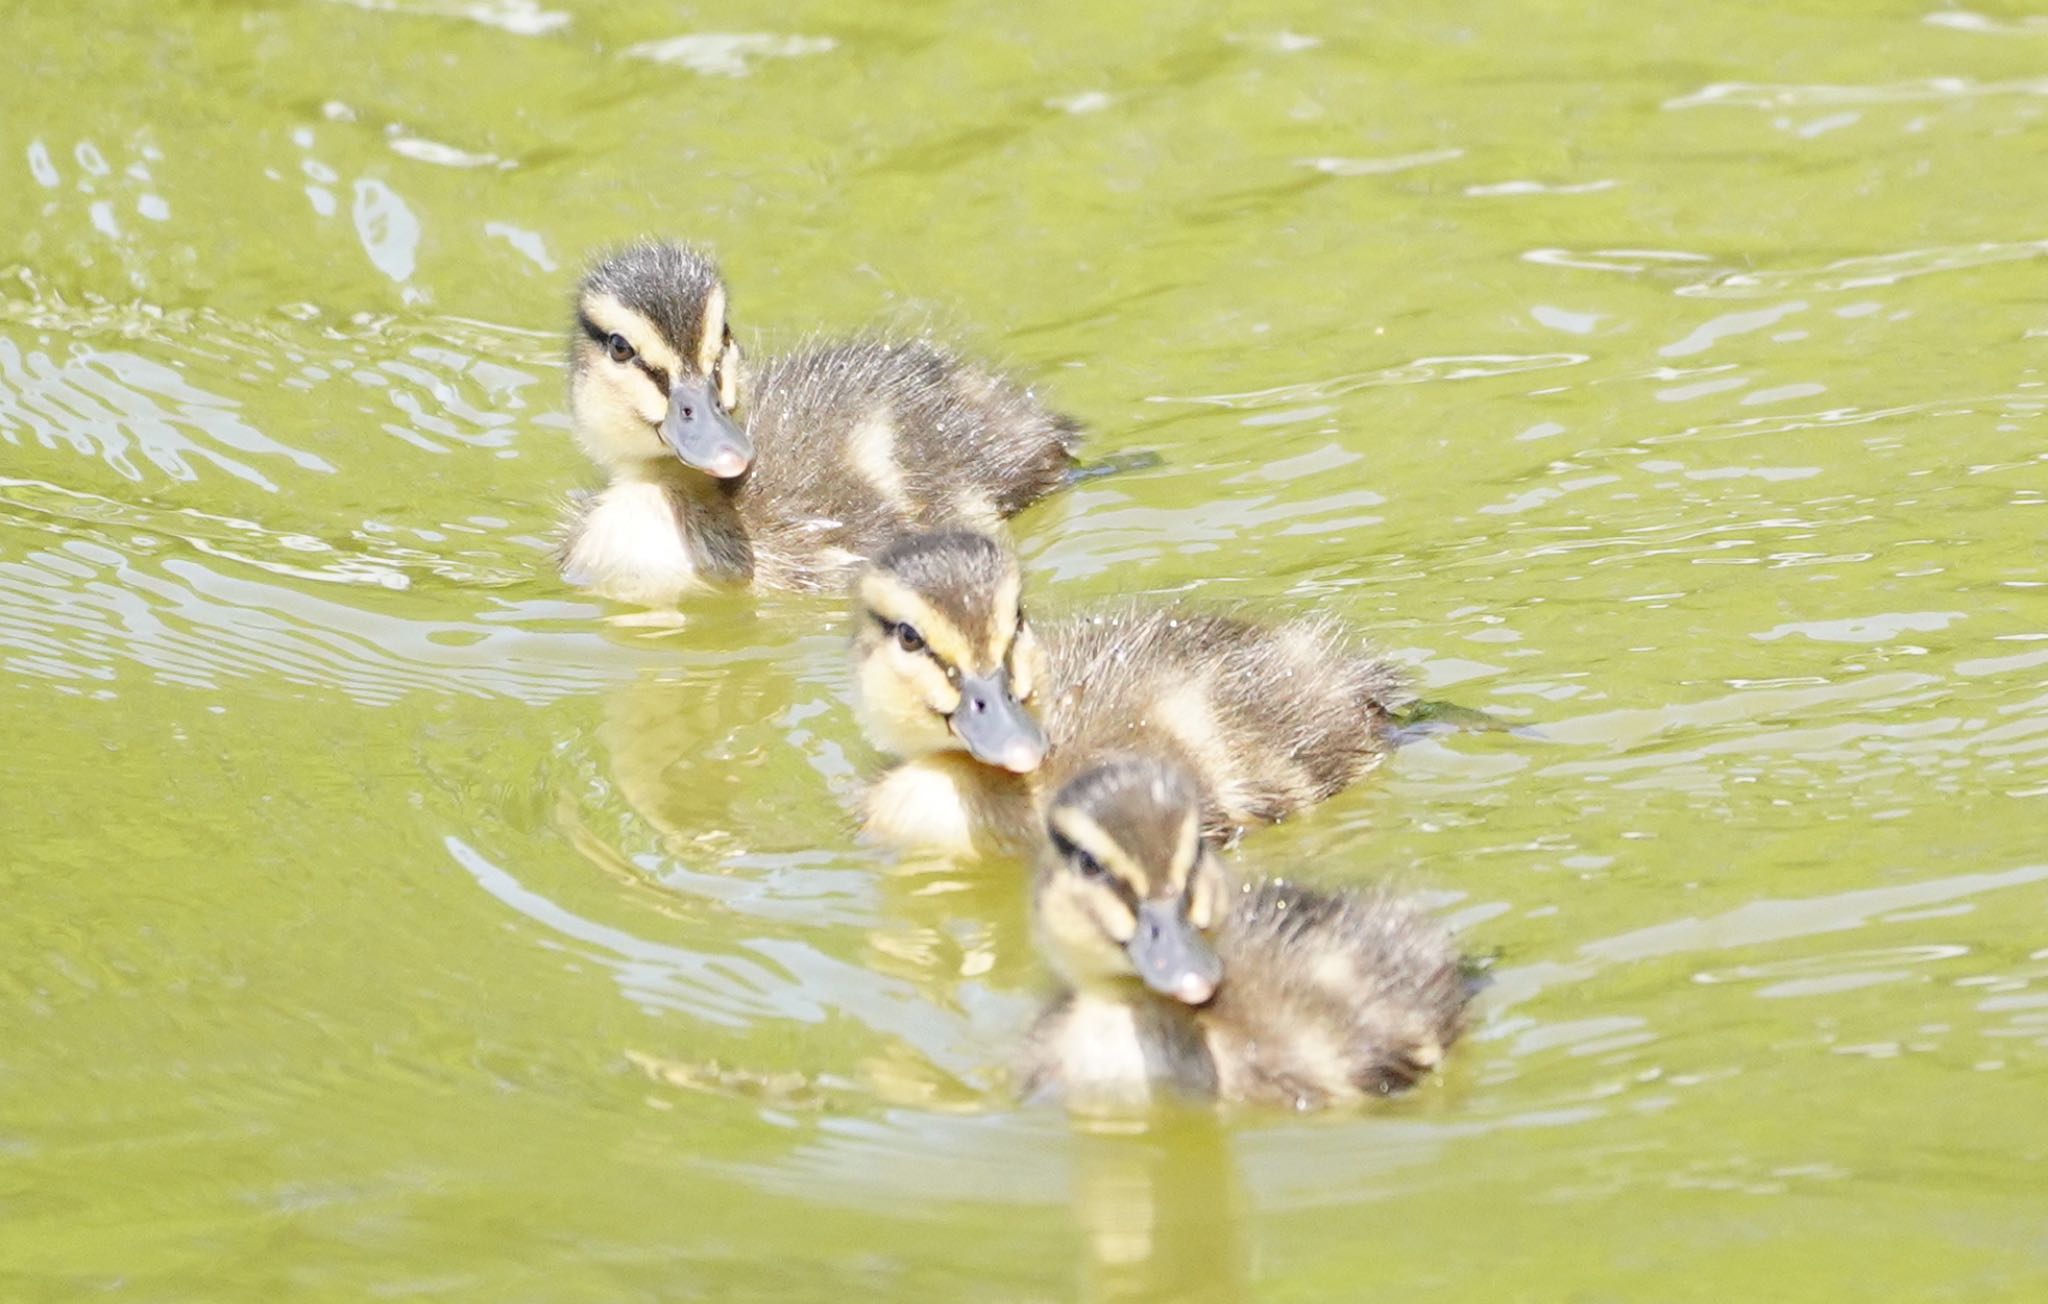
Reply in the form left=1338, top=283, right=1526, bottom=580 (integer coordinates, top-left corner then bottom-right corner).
left=559, top=242, right=1079, bottom=606
left=1021, top=756, right=1473, bottom=1111
left=852, top=532, right=1411, bottom=856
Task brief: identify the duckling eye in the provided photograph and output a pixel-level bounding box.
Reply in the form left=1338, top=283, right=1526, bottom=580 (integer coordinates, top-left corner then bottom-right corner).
left=607, top=333, right=636, bottom=364
left=1051, top=830, right=1108, bottom=881
left=894, top=623, right=926, bottom=654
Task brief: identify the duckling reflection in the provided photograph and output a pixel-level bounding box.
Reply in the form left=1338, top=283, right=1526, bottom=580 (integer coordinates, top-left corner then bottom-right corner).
left=560, top=241, right=1082, bottom=607
left=1068, top=1110, right=1249, bottom=1304
left=1023, top=756, right=1472, bottom=1111
left=557, top=611, right=1034, bottom=1110
left=851, top=531, right=1409, bottom=857
left=553, top=606, right=855, bottom=894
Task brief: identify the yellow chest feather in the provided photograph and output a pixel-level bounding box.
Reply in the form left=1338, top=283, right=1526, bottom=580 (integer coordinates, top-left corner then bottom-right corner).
left=563, top=481, right=707, bottom=606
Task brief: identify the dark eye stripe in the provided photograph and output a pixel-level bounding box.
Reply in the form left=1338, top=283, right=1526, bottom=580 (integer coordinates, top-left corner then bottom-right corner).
left=870, top=612, right=954, bottom=674
left=869, top=610, right=906, bottom=642
left=1050, top=829, right=1139, bottom=911
left=578, top=314, right=672, bottom=394
left=1101, top=869, right=1140, bottom=912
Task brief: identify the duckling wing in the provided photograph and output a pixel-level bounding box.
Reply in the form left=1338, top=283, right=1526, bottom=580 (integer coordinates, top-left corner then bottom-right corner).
left=749, top=341, right=1078, bottom=543
left=1040, top=607, right=1411, bottom=835
left=907, top=347, right=1081, bottom=517
left=1207, top=880, right=1470, bottom=1106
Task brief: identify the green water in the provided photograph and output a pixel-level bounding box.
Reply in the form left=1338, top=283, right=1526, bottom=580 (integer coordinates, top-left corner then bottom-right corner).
left=5, top=0, right=2046, bottom=1298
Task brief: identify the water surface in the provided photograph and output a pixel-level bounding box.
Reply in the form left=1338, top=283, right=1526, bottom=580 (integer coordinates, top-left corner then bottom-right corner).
left=5, top=1, right=2046, bottom=1299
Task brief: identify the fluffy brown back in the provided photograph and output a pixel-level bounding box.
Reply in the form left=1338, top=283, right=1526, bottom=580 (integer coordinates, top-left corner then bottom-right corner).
left=1037, top=606, right=1411, bottom=839
left=1207, top=879, right=1472, bottom=1106
left=734, top=340, right=1079, bottom=590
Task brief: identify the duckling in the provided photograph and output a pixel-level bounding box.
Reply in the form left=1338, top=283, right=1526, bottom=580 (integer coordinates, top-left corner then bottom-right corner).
left=851, top=531, right=1409, bottom=856
left=1021, top=755, right=1471, bottom=1111
left=560, top=241, right=1081, bottom=606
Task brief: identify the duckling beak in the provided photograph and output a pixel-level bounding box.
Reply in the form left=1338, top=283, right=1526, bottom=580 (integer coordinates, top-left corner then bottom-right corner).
left=949, top=668, right=1047, bottom=773
left=660, top=375, right=752, bottom=478
left=1128, top=900, right=1221, bottom=1006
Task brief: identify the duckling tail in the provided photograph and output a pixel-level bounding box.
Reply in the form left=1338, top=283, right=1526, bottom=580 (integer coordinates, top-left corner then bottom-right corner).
left=1063, top=449, right=1164, bottom=487
left=1387, top=698, right=1547, bottom=746
left=1458, top=950, right=1499, bottom=999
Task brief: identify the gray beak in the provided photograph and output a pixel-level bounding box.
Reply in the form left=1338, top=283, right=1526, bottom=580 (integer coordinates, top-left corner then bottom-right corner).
left=659, top=375, right=752, bottom=478
left=948, top=667, right=1047, bottom=773
left=1127, top=899, right=1221, bottom=1006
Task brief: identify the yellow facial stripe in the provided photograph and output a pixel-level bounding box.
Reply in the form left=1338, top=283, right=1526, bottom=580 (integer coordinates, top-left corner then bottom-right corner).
left=987, top=569, right=1022, bottom=666
left=858, top=575, right=977, bottom=670
left=581, top=292, right=684, bottom=381
left=1167, top=808, right=1200, bottom=892
left=716, top=339, right=742, bottom=410
left=696, top=285, right=726, bottom=373
left=1048, top=808, right=1152, bottom=898
left=892, top=647, right=963, bottom=715
left=1039, top=874, right=1136, bottom=957
left=1085, top=878, right=1139, bottom=943
left=1009, top=620, right=1041, bottom=700
left=1186, top=853, right=1221, bottom=930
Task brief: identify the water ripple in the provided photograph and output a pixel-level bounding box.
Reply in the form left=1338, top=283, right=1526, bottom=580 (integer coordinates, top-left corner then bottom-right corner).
left=0, top=278, right=560, bottom=482
left=446, top=835, right=998, bottom=1079
left=319, top=0, right=569, bottom=36
left=1524, top=247, right=1717, bottom=277
left=1667, top=77, right=2048, bottom=109
left=0, top=475, right=528, bottom=590
left=1924, top=11, right=2048, bottom=37
left=0, top=538, right=634, bottom=705
left=1154, top=353, right=1589, bottom=409
left=1676, top=241, right=2048, bottom=299
left=1295, top=148, right=1464, bottom=177
left=1637, top=390, right=2043, bottom=447
left=1488, top=865, right=2048, bottom=1012
left=622, top=34, right=838, bottom=77
left=0, top=338, right=332, bottom=491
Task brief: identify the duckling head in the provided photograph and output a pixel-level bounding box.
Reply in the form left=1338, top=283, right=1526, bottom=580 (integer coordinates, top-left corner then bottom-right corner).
left=569, top=240, right=752, bottom=480
left=1037, top=756, right=1230, bottom=1005
left=853, top=531, right=1048, bottom=773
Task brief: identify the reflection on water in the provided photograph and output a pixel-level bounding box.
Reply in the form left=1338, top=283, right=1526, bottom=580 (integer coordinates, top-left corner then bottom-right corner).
left=0, top=530, right=646, bottom=704
left=0, top=336, right=332, bottom=489
left=1070, top=1114, right=1248, bottom=1304
left=1672, top=240, right=2048, bottom=299
left=1668, top=78, right=2048, bottom=110
left=1157, top=351, right=1592, bottom=408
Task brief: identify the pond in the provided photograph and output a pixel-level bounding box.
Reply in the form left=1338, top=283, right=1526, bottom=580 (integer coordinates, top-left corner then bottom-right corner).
left=4, top=0, right=2046, bottom=1298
